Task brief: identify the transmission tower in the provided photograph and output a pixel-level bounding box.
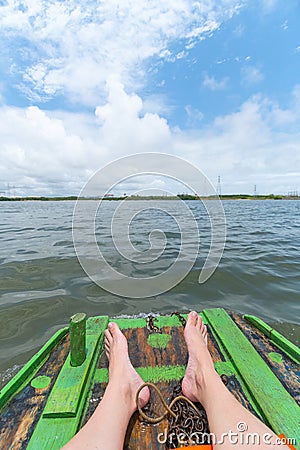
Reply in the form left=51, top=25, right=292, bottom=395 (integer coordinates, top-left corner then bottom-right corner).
left=216, top=176, right=222, bottom=197
left=254, top=185, right=257, bottom=198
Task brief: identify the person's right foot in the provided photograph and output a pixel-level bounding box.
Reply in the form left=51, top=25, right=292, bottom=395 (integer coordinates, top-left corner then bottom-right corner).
left=104, top=322, right=150, bottom=413
left=182, top=311, right=219, bottom=405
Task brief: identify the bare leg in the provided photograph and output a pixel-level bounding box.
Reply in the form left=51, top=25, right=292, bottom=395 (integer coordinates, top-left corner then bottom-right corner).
left=182, top=311, right=287, bottom=449
left=63, top=322, right=150, bottom=450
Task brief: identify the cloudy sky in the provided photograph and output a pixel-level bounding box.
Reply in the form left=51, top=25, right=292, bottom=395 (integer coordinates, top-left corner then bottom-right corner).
left=0, top=0, right=299, bottom=196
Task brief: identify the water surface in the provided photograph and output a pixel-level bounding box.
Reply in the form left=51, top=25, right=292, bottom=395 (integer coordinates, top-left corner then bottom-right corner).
left=0, top=199, right=299, bottom=380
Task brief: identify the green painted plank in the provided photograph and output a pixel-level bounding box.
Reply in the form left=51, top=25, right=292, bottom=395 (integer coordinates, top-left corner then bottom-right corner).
left=94, top=361, right=236, bottom=385
left=28, top=317, right=108, bottom=450
left=114, top=313, right=207, bottom=330
left=244, top=314, right=300, bottom=364
left=113, top=313, right=206, bottom=330
left=203, top=308, right=300, bottom=440
left=86, top=316, right=109, bottom=334
left=113, top=317, right=147, bottom=329
left=27, top=417, right=78, bottom=450
left=214, top=361, right=263, bottom=419
left=214, top=361, right=236, bottom=376
left=43, top=336, right=97, bottom=417
left=0, top=327, right=68, bottom=412
left=94, top=365, right=186, bottom=384
left=43, top=317, right=108, bottom=418
left=27, top=363, right=232, bottom=450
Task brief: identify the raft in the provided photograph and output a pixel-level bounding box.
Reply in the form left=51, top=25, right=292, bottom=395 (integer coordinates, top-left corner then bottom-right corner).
left=0, top=308, right=299, bottom=449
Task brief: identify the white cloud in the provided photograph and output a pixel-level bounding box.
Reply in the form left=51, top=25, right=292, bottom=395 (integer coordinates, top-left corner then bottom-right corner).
left=185, top=105, right=204, bottom=126
left=142, top=94, right=172, bottom=116
left=0, top=80, right=172, bottom=195
left=202, top=73, right=229, bottom=90
left=95, top=77, right=171, bottom=157
left=0, top=0, right=244, bottom=104
left=233, top=24, right=244, bottom=36
left=0, top=2, right=298, bottom=198
left=241, top=66, right=264, bottom=86
left=260, top=0, right=278, bottom=12
left=1, top=84, right=299, bottom=196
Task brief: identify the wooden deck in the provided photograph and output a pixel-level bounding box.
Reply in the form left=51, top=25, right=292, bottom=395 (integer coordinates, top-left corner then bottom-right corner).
left=0, top=309, right=299, bottom=449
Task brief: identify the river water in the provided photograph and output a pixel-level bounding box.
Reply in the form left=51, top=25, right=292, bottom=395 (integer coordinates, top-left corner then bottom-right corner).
left=0, top=199, right=299, bottom=381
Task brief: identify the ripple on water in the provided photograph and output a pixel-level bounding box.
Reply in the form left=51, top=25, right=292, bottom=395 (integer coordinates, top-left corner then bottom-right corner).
left=0, top=200, right=299, bottom=374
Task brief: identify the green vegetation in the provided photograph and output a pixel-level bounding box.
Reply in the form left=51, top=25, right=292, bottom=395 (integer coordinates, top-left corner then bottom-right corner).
left=0, top=196, right=78, bottom=201
left=0, top=194, right=298, bottom=201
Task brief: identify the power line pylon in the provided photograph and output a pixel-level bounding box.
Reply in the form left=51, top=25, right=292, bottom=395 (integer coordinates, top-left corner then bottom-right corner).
left=216, top=176, right=222, bottom=198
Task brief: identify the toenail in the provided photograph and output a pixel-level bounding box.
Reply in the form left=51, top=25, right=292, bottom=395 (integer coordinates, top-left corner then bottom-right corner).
left=108, top=322, right=113, bottom=329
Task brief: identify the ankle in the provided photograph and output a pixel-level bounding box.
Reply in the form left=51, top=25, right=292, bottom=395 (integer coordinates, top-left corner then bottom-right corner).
left=197, top=371, right=224, bottom=407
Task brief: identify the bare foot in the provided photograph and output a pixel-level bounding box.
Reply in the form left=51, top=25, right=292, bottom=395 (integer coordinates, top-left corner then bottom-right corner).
left=104, top=322, right=150, bottom=413
left=182, top=311, right=219, bottom=405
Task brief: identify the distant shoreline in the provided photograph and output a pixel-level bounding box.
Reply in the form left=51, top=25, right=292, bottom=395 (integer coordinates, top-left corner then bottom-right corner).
left=0, top=194, right=299, bottom=201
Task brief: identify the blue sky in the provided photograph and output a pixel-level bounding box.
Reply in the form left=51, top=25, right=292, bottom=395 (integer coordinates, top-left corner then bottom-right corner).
left=0, top=0, right=299, bottom=196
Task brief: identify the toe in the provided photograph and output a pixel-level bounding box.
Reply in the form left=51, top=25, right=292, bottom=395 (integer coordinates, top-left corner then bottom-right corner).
left=104, top=337, right=110, bottom=348
left=108, top=322, right=121, bottom=337
left=199, top=317, right=205, bottom=333
left=203, top=327, right=208, bottom=341
left=187, top=311, right=198, bottom=327
left=105, top=328, right=113, bottom=343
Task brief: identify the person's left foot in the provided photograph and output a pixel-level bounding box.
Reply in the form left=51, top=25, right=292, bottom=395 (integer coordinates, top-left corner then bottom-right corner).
left=105, top=322, right=150, bottom=412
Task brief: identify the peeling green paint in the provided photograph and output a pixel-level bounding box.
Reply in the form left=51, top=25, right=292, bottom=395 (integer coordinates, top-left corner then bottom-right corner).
left=94, top=361, right=234, bottom=385
left=114, top=317, right=147, bottom=329
left=112, top=313, right=205, bottom=330
left=269, top=351, right=283, bottom=364
left=94, top=365, right=186, bottom=384
left=147, top=333, right=171, bottom=348
left=137, top=365, right=185, bottom=382
left=0, top=326, right=68, bottom=412
left=214, top=361, right=236, bottom=376
left=31, top=376, right=51, bottom=389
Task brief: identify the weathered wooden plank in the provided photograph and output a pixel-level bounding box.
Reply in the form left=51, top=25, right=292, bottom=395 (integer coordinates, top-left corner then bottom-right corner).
left=125, top=380, right=179, bottom=450
left=27, top=316, right=108, bottom=450
left=0, top=327, right=68, bottom=412
left=86, top=316, right=110, bottom=335
left=0, top=335, right=70, bottom=450
left=26, top=417, right=79, bottom=450
left=43, top=317, right=108, bottom=418
left=95, top=362, right=235, bottom=384
left=98, top=323, right=222, bottom=370
left=94, top=365, right=186, bottom=384
left=233, top=313, right=300, bottom=405
left=244, top=314, right=300, bottom=364
left=203, top=308, right=300, bottom=440
left=42, top=336, right=97, bottom=417
left=113, top=313, right=207, bottom=330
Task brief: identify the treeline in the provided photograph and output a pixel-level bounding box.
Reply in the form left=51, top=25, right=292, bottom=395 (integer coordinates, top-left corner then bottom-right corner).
left=178, top=194, right=284, bottom=200
left=0, top=196, right=78, bottom=201
left=0, top=194, right=297, bottom=201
